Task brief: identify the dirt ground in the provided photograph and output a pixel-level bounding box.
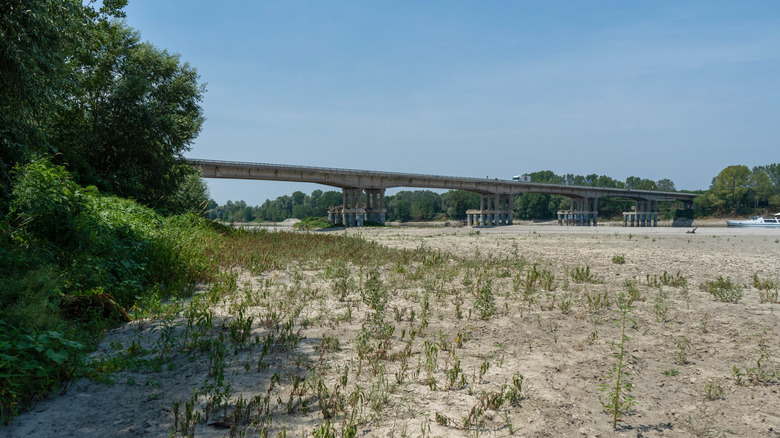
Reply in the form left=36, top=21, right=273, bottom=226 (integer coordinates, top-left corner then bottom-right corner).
left=3, top=222, right=780, bottom=437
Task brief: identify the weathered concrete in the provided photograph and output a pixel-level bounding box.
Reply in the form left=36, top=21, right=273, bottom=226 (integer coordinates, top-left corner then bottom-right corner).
left=190, top=159, right=697, bottom=227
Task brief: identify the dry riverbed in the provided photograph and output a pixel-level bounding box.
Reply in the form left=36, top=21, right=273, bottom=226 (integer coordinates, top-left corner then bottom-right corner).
left=4, top=224, right=780, bottom=437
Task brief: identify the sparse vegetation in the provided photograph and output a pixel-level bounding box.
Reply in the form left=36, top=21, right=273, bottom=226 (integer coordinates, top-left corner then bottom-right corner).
left=4, top=191, right=779, bottom=435
left=700, top=276, right=743, bottom=303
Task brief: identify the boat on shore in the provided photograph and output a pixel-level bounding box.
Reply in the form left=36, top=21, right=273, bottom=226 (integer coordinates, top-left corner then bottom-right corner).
left=726, top=213, right=780, bottom=227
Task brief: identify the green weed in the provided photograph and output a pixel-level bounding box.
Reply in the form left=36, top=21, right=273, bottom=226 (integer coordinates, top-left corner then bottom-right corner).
left=700, top=277, right=742, bottom=303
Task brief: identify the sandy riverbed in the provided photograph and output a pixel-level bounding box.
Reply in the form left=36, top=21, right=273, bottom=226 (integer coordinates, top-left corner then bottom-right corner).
left=4, top=224, right=779, bottom=437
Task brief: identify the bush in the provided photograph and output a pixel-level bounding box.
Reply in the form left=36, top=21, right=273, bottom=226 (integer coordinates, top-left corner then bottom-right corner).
left=1, top=158, right=217, bottom=422
left=294, top=217, right=336, bottom=230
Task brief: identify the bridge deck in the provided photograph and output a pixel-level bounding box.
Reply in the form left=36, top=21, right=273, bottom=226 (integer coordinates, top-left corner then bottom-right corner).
left=188, top=158, right=697, bottom=203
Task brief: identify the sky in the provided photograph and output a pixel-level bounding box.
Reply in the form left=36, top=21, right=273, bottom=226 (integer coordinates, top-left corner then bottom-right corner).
left=123, top=1, right=780, bottom=206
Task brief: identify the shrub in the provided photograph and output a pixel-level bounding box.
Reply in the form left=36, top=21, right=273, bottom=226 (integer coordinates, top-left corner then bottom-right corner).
left=1, top=158, right=216, bottom=422
left=699, top=276, right=742, bottom=303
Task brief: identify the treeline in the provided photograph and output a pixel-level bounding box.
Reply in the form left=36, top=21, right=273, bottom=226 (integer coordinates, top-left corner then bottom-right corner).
left=694, top=165, right=780, bottom=211
left=210, top=164, right=780, bottom=223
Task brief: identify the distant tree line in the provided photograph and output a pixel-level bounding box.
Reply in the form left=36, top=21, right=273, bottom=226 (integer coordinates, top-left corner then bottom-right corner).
left=694, top=164, right=780, bottom=211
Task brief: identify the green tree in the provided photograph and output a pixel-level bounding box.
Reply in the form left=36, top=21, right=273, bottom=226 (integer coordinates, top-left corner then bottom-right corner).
left=292, top=191, right=306, bottom=206
left=711, top=165, right=751, bottom=209
left=528, top=170, right=562, bottom=183
left=52, top=21, right=205, bottom=209
left=656, top=178, right=676, bottom=192
left=393, top=199, right=412, bottom=221
left=625, top=176, right=656, bottom=191
left=516, top=193, right=556, bottom=220
left=442, top=190, right=479, bottom=219
left=166, top=171, right=210, bottom=214
left=411, top=197, right=435, bottom=221
left=754, top=163, right=780, bottom=192
left=749, top=169, right=774, bottom=208
left=316, top=191, right=344, bottom=216
left=0, top=0, right=125, bottom=203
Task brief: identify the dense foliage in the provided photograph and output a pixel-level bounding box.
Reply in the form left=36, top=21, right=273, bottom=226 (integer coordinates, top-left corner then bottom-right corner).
left=695, top=165, right=780, bottom=211
left=0, top=0, right=206, bottom=214
left=0, top=159, right=215, bottom=423
left=1, top=0, right=209, bottom=423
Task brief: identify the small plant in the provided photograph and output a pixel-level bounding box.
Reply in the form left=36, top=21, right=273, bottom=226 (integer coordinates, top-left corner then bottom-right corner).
left=571, top=265, right=596, bottom=283
left=700, top=314, right=710, bottom=334
left=611, top=254, right=625, bottom=265
left=753, top=273, right=776, bottom=291
left=659, top=271, right=688, bottom=288
left=558, top=293, right=572, bottom=314
left=700, top=276, right=742, bottom=303
left=624, top=279, right=642, bottom=303
left=598, top=294, right=637, bottom=430
left=653, top=294, right=669, bottom=323
left=703, top=379, right=724, bottom=400
left=754, top=273, right=779, bottom=304
left=473, top=280, right=496, bottom=320
left=673, top=336, right=691, bottom=365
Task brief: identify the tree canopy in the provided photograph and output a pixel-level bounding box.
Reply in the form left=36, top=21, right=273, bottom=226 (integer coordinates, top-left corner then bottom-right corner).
left=1, top=0, right=206, bottom=213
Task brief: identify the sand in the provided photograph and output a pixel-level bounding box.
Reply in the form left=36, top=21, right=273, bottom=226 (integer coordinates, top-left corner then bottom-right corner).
left=3, top=223, right=779, bottom=437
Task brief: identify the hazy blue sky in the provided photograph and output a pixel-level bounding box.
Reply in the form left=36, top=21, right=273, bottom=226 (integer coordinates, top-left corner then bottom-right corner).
left=124, top=1, right=780, bottom=205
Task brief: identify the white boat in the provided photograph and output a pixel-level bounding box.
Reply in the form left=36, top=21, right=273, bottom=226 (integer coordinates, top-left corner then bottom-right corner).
left=726, top=213, right=780, bottom=227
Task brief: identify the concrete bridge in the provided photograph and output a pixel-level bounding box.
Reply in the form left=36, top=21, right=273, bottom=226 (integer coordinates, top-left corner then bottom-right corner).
left=189, top=159, right=697, bottom=227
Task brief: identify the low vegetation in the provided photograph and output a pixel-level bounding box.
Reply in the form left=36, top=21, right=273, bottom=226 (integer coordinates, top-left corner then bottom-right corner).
left=0, top=159, right=215, bottom=423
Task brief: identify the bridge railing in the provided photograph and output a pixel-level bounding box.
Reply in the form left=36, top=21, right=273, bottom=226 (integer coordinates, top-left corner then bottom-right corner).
left=188, top=158, right=509, bottom=184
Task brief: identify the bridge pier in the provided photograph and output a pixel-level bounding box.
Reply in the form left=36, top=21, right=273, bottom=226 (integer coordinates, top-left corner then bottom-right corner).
left=329, top=188, right=387, bottom=227
left=466, top=194, right=514, bottom=227
left=622, top=200, right=659, bottom=227
left=557, top=197, right=599, bottom=226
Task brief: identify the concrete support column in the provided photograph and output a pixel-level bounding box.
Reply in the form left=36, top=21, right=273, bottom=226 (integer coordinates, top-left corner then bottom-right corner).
left=494, top=194, right=500, bottom=225
left=652, top=200, right=658, bottom=227
left=509, top=196, right=514, bottom=224
left=379, top=189, right=386, bottom=225
left=633, top=201, right=639, bottom=227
